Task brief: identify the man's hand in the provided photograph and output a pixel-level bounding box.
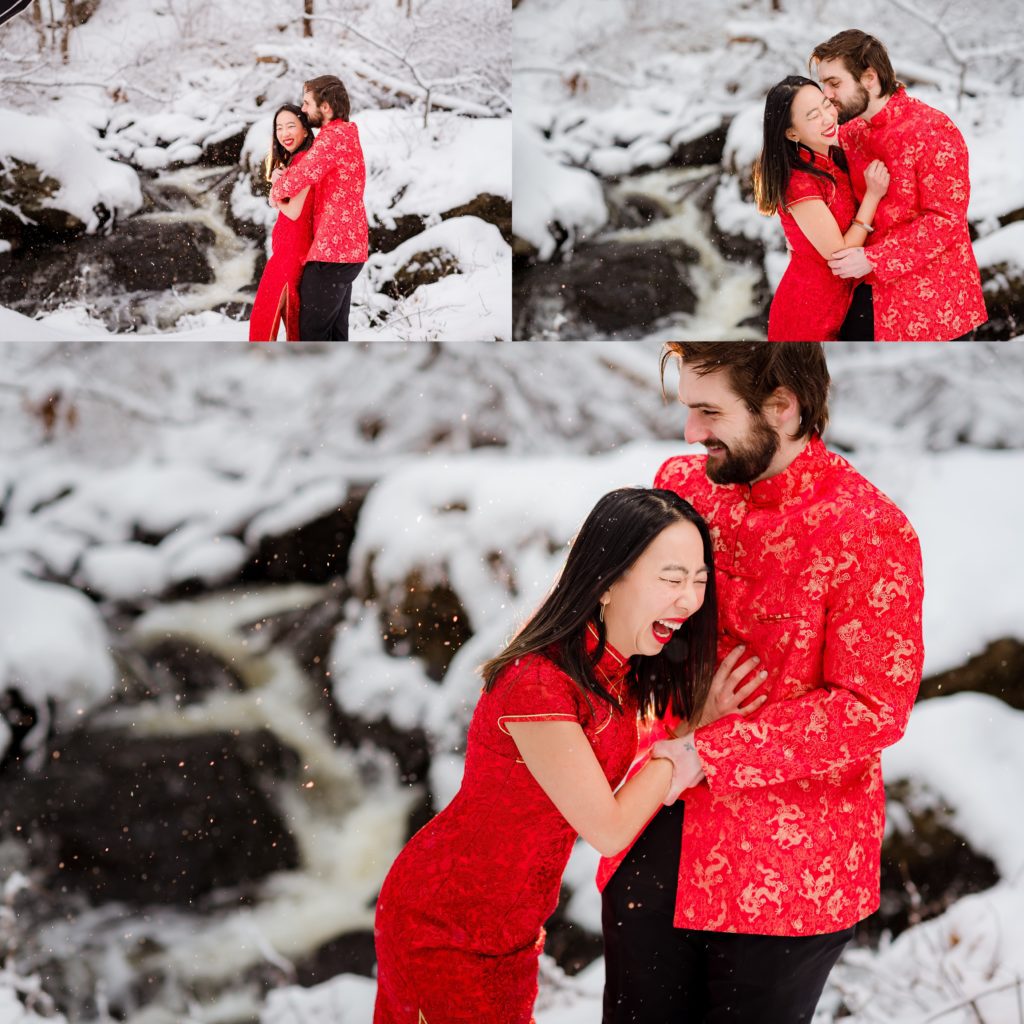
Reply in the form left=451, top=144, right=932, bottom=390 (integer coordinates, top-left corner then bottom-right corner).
left=698, top=644, right=768, bottom=727
left=651, top=733, right=705, bottom=805
left=828, top=247, right=874, bottom=279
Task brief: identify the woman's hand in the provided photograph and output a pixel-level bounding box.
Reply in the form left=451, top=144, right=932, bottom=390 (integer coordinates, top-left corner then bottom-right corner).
left=651, top=733, right=705, bottom=804
left=270, top=168, right=284, bottom=185
left=863, top=159, right=890, bottom=199
left=697, top=644, right=768, bottom=727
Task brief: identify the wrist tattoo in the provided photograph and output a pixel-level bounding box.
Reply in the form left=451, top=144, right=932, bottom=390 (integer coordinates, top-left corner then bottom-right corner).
left=682, top=738, right=696, bottom=753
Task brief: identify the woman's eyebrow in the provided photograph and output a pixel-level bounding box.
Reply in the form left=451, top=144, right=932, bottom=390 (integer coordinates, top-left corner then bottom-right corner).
left=661, top=563, right=709, bottom=574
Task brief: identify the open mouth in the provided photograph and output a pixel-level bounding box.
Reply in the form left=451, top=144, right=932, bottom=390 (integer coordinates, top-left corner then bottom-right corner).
left=652, top=618, right=685, bottom=644
left=822, top=125, right=837, bottom=138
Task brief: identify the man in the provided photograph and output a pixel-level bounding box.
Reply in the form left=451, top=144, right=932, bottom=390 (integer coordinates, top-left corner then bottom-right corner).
left=810, top=30, right=986, bottom=341
left=270, top=75, right=369, bottom=341
left=599, top=343, right=924, bottom=1023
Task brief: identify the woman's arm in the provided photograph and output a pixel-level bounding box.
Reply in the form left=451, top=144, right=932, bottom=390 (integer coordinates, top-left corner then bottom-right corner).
left=277, top=186, right=310, bottom=221
left=505, top=720, right=688, bottom=857
left=789, top=159, right=890, bottom=258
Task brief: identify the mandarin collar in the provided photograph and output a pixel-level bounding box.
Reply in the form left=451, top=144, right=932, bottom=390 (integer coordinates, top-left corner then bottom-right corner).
left=723, top=434, right=830, bottom=509
left=585, top=621, right=631, bottom=684
left=862, top=86, right=908, bottom=131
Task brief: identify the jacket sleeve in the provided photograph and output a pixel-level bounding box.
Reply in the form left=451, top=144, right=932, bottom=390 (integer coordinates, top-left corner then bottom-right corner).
left=270, top=124, right=357, bottom=203
left=694, top=510, right=924, bottom=791
left=866, top=119, right=971, bottom=284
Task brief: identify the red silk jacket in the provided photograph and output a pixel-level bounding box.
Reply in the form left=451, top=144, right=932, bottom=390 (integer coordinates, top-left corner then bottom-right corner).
left=840, top=87, right=986, bottom=341
left=597, top=436, right=924, bottom=936
left=270, top=119, right=369, bottom=264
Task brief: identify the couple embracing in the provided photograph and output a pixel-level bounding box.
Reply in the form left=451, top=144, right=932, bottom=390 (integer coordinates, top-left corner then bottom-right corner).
left=372, top=343, right=925, bottom=1023
left=757, top=29, right=987, bottom=341
left=248, top=75, right=369, bottom=342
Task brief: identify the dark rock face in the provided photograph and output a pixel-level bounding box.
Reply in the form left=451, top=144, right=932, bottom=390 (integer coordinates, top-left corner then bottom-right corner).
left=119, top=637, right=247, bottom=707
left=383, top=247, right=461, bottom=300
left=0, top=218, right=215, bottom=316
left=918, top=637, right=1024, bottom=710
left=860, top=778, right=1000, bottom=944
left=0, top=158, right=87, bottom=246
left=975, top=262, right=1024, bottom=341
left=1, top=728, right=299, bottom=905
left=514, top=239, right=700, bottom=339
left=370, top=193, right=512, bottom=254
left=201, top=130, right=248, bottom=168
left=242, top=486, right=368, bottom=585
left=295, top=930, right=378, bottom=984
left=441, top=193, right=512, bottom=244
left=378, top=571, right=473, bottom=682
left=669, top=121, right=730, bottom=168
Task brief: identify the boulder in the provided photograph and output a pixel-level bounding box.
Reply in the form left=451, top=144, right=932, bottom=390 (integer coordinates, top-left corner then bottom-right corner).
left=514, top=239, right=700, bottom=339
left=863, top=778, right=1000, bottom=943
left=382, top=247, right=461, bottom=300
left=1, top=727, right=300, bottom=904
left=669, top=120, right=730, bottom=168
left=975, top=262, right=1024, bottom=341
left=917, top=637, right=1024, bottom=710
left=441, top=193, right=511, bottom=245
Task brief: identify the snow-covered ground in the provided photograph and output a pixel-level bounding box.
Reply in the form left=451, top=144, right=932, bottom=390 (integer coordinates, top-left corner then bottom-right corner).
left=0, top=0, right=510, bottom=340
left=1, top=342, right=1023, bottom=1023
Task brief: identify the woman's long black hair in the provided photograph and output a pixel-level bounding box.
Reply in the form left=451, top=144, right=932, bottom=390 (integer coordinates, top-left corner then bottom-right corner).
left=752, top=75, right=847, bottom=216
left=263, top=104, right=314, bottom=183
left=481, top=487, right=718, bottom=724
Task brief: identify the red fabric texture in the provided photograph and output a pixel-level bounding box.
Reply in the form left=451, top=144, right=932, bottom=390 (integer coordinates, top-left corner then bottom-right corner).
left=597, top=436, right=925, bottom=937
left=374, top=635, right=639, bottom=1024
left=248, top=150, right=315, bottom=342
left=840, top=87, right=987, bottom=340
left=768, top=150, right=857, bottom=341
left=269, top=119, right=369, bottom=264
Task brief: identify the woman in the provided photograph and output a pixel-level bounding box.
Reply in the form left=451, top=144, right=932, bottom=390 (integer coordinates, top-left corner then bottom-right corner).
left=753, top=76, right=890, bottom=341
left=248, top=104, right=315, bottom=342
left=373, top=488, right=767, bottom=1024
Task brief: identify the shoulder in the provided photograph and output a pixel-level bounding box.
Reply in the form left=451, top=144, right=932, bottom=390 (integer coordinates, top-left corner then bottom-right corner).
left=655, top=453, right=706, bottom=491
left=819, top=450, right=919, bottom=549
left=784, top=168, right=830, bottom=207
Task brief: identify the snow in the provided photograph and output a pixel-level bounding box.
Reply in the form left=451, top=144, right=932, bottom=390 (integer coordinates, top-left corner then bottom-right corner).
left=884, top=692, right=1024, bottom=881
left=0, top=565, right=117, bottom=726
left=972, top=220, right=1024, bottom=268
left=360, top=109, right=510, bottom=226
left=513, top=120, right=608, bottom=259
left=0, top=108, right=142, bottom=233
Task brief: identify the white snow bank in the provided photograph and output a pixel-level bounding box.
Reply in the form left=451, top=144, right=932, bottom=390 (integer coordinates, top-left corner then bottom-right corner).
left=513, top=120, right=608, bottom=260
left=359, top=108, right=510, bottom=225
left=836, top=882, right=1024, bottom=1024
left=884, top=692, right=1024, bottom=881
left=0, top=108, right=142, bottom=232
left=0, top=305, right=109, bottom=341
left=0, top=566, right=116, bottom=722
left=973, top=220, right=1024, bottom=269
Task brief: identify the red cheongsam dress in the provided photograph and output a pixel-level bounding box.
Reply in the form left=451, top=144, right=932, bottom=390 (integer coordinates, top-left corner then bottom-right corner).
left=373, top=635, right=638, bottom=1024
left=767, top=151, right=858, bottom=341
left=248, top=150, right=315, bottom=342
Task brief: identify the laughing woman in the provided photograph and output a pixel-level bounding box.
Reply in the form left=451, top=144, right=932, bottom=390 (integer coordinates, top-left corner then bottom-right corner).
left=248, top=105, right=315, bottom=342
left=372, top=487, right=766, bottom=1024
left=754, top=76, right=889, bottom=341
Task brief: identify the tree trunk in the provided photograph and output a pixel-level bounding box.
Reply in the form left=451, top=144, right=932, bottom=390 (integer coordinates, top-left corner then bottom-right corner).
left=303, top=0, right=312, bottom=37
left=60, top=0, right=71, bottom=62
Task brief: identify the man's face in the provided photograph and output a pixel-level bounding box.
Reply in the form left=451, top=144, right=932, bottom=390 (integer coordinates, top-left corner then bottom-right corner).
left=301, top=91, right=323, bottom=127
left=677, top=363, right=779, bottom=485
left=816, top=57, right=871, bottom=124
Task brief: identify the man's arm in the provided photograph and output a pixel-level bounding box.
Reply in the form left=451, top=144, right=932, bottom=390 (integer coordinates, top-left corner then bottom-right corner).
left=693, top=511, right=924, bottom=790
left=862, top=120, right=971, bottom=284
left=270, top=124, right=356, bottom=203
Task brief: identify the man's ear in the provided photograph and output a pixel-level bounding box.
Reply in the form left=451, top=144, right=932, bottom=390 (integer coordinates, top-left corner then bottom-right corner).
left=762, top=386, right=800, bottom=431
left=861, top=66, right=880, bottom=97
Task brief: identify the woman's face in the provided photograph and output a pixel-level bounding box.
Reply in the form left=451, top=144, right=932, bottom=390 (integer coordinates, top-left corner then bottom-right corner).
left=600, top=519, right=708, bottom=659
left=785, top=84, right=838, bottom=153
left=275, top=112, right=307, bottom=153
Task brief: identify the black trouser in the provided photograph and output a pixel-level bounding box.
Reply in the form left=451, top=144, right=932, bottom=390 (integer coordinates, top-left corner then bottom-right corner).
left=299, top=261, right=364, bottom=341
left=602, top=802, right=854, bottom=1024
left=838, top=283, right=873, bottom=340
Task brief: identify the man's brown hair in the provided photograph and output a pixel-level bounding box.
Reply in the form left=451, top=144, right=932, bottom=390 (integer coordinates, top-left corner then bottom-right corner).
left=304, top=75, right=351, bottom=121
left=809, top=30, right=899, bottom=98
left=660, top=343, right=830, bottom=440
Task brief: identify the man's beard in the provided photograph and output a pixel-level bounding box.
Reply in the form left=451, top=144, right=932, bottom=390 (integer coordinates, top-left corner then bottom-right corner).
left=834, top=83, right=870, bottom=124
left=306, top=108, right=323, bottom=127
left=704, top=415, right=780, bottom=485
